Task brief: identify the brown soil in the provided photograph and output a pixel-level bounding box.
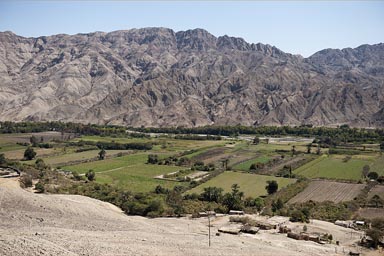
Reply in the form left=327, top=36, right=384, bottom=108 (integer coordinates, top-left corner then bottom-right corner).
left=0, top=177, right=374, bottom=256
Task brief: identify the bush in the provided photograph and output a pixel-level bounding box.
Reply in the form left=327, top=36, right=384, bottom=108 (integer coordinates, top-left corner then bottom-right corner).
left=24, top=147, right=36, bottom=160
left=367, top=172, right=379, bottom=180
left=34, top=182, right=45, bottom=193
left=0, top=153, right=6, bottom=165
left=85, top=170, right=95, bottom=181
left=20, top=174, right=33, bottom=188
left=266, top=180, right=278, bottom=194
left=71, top=171, right=83, bottom=181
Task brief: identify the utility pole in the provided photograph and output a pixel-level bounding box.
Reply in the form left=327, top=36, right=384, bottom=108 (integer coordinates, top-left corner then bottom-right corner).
left=208, top=213, right=211, bottom=247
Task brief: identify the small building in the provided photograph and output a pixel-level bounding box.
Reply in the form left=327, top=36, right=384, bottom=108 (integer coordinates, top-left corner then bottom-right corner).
left=198, top=211, right=216, bottom=217
left=229, top=210, right=244, bottom=215
left=354, top=221, right=365, bottom=226
left=335, top=220, right=353, bottom=228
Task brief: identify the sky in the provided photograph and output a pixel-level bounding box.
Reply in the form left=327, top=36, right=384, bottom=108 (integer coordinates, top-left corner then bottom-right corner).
left=0, top=1, right=383, bottom=57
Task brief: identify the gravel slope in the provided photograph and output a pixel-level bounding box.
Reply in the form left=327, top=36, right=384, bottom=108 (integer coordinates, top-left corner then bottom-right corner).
left=0, top=177, right=369, bottom=256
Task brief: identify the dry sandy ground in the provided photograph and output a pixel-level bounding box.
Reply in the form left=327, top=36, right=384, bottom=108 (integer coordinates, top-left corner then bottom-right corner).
left=0, top=177, right=378, bottom=256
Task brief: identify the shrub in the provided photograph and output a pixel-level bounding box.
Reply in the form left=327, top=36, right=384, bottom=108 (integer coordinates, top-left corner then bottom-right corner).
left=367, top=172, right=379, bottom=180
left=0, top=153, right=6, bottom=165
left=266, top=180, right=278, bottom=194
left=24, top=147, right=36, bottom=160
left=85, top=170, right=95, bottom=181
left=34, top=182, right=45, bottom=193
left=20, top=174, right=33, bottom=188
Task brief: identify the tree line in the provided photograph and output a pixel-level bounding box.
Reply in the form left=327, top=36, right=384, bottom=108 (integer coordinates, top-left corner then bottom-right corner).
left=1, top=122, right=384, bottom=144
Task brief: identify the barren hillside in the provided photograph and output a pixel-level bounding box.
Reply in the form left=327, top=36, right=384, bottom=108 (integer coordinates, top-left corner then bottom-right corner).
left=0, top=28, right=383, bottom=127
left=0, top=177, right=371, bottom=256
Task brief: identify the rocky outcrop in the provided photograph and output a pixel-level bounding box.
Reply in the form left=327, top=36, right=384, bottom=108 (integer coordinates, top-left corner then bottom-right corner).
left=0, top=28, right=383, bottom=127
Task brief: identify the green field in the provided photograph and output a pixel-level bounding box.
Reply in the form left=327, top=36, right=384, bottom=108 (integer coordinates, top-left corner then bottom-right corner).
left=187, top=171, right=296, bottom=197
left=370, top=155, right=384, bottom=176
left=293, top=154, right=376, bottom=180
left=0, top=143, right=25, bottom=153
left=232, top=156, right=271, bottom=171
left=63, top=153, right=184, bottom=193
left=25, top=149, right=131, bottom=166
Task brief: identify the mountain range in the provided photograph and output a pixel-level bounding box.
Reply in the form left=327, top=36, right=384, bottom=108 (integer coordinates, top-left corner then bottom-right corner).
left=0, top=28, right=383, bottom=127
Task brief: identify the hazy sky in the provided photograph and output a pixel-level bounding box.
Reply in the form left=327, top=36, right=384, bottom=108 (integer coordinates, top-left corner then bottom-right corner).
left=0, top=1, right=383, bottom=57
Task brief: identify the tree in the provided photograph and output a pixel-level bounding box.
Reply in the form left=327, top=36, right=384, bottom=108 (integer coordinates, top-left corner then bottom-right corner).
left=271, top=198, right=284, bottom=212
left=200, top=187, right=223, bottom=203
left=366, top=228, right=384, bottom=249
left=24, top=147, right=36, bottom=160
left=366, top=217, right=384, bottom=248
left=253, top=137, right=260, bottom=145
left=362, top=165, right=370, bottom=178
left=34, top=182, right=45, bottom=193
left=35, top=158, right=46, bottom=170
left=253, top=197, right=264, bottom=211
left=380, top=141, right=384, bottom=151
left=30, top=135, right=38, bottom=147
left=265, top=180, right=278, bottom=194
left=291, top=145, right=296, bottom=156
left=222, top=184, right=244, bottom=211
left=316, top=144, right=321, bottom=155
left=85, top=169, right=95, bottom=181
left=147, top=154, right=159, bottom=164
left=306, top=144, right=312, bottom=154
left=98, top=149, right=106, bottom=160
left=166, top=189, right=183, bottom=216
left=222, top=159, right=229, bottom=170
left=154, top=185, right=168, bottom=194
left=0, top=153, right=6, bottom=165
left=367, top=172, right=379, bottom=180
left=370, top=195, right=384, bottom=208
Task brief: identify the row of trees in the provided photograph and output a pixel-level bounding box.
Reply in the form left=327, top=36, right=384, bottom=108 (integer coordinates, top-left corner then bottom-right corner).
left=2, top=121, right=384, bottom=145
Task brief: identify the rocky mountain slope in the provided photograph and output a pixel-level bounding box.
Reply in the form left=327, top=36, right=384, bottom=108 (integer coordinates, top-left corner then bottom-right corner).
left=0, top=28, right=383, bottom=127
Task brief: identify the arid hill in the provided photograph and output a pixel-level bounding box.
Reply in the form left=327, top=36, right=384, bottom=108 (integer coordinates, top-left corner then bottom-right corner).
left=0, top=28, right=383, bottom=127
left=0, top=177, right=367, bottom=255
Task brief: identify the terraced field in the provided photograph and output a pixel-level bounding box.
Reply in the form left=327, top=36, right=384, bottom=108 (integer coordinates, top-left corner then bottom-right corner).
left=288, top=180, right=366, bottom=203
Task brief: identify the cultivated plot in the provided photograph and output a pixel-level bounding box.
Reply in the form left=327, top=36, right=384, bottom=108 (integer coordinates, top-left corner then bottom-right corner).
left=187, top=171, right=296, bottom=197
left=293, top=154, right=375, bottom=181
left=288, top=180, right=365, bottom=204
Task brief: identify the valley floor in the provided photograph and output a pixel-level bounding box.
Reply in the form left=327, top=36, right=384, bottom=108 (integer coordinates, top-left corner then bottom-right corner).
left=0, top=177, right=379, bottom=256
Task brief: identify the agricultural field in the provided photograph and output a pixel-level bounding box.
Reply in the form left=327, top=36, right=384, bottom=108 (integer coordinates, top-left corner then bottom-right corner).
left=288, top=180, right=366, bottom=204
left=25, top=149, right=132, bottom=167
left=0, top=131, right=72, bottom=144
left=63, top=153, right=185, bottom=193
left=187, top=171, right=296, bottom=197
left=370, top=155, right=384, bottom=176
left=4, top=147, right=59, bottom=160
left=293, top=154, right=377, bottom=181
left=232, top=156, right=270, bottom=171
left=358, top=208, right=384, bottom=219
